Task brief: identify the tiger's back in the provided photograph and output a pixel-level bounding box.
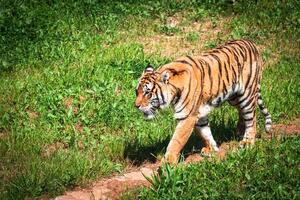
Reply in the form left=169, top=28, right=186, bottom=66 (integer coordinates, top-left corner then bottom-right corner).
left=171, top=40, right=262, bottom=111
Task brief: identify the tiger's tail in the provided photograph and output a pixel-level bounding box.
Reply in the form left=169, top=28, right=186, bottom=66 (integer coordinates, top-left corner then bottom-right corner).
left=257, top=89, right=272, bottom=133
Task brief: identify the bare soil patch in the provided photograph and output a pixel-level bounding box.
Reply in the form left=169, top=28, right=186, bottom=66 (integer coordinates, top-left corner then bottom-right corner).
left=272, top=118, right=300, bottom=136
left=55, top=165, right=158, bottom=200
left=139, top=17, right=232, bottom=58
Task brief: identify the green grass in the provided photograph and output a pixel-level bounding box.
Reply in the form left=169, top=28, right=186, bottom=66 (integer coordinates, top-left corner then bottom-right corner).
left=140, top=136, right=300, bottom=200
left=0, top=0, right=299, bottom=199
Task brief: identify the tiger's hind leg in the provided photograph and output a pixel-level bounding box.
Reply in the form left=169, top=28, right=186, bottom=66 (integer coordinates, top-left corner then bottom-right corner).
left=237, top=98, right=258, bottom=148
left=236, top=111, right=246, bottom=139
left=194, top=117, right=219, bottom=157
left=229, top=97, right=246, bottom=139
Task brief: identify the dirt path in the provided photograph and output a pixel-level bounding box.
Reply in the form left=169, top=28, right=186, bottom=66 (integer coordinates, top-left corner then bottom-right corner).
left=54, top=119, right=300, bottom=200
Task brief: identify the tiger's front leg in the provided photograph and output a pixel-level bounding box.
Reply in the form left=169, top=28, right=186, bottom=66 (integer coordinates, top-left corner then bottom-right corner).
left=163, top=116, right=197, bottom=164
left=194, top=116, right=219, bottom=157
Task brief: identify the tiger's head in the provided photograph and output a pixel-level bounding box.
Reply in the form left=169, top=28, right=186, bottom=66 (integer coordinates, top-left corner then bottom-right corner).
left=135, top=64, right=178, bottom=119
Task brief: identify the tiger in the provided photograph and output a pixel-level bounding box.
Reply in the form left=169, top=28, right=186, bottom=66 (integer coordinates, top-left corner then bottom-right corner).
left=135, top=39, right=272, bottom=164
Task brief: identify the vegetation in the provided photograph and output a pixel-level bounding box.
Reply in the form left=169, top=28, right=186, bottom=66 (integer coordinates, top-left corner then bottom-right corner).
left=140, top=136, right=300, bottom=200
left=0, top=0, right=299, bottom=199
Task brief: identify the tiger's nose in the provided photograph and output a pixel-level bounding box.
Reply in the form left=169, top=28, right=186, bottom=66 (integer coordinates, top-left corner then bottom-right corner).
left=135, top=102, right=141, bottom=109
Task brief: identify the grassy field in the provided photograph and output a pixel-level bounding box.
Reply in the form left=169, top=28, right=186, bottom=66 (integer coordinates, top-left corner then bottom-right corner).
left=138, top=136, right=300, bottom=200
left=0, top=0, right=299, bottom=199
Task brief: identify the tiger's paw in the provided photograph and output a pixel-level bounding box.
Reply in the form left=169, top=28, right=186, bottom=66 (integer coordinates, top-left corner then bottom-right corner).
left=161, top=153, right=178, bottom=165
left=239, top=139, right=255, bottom=149
left=235, top=130, right=244, bottom=140
left=200, top=146, right=219, bottom=158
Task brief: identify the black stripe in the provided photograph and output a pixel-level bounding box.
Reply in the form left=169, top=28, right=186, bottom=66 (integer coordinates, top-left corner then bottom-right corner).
left=235, top=94, right=249, bottom=106
left=176, top=103, right=196, bottom=120
left=231, top=56, right=239, bottom=82
left=258, top=103, right=265, bottom=110
left=217, top=74, right=221, bottom=97
left=211, top=49, right=221, bottom=53
left=175, top=79, right=191, bottom=113
left=187, top=56, right=205, bottom=90
left=242, top=40, right=258, bottom=56
left=186, top=55, right=202, bottom=73
left=202, top=59, right=213, bottom=94
left=243, top=117, right=253, bottom=121
left=175, top=67, right=192, bottom=113
left=210, top=54, right=223, bottom=95
left=211, top=54, right=223, bottom=78
left=233, top=42, right=247, bottom=61
left=154, top=90, right=159, bottom=100
left=176, top=116, right=188, bottom=121
left=230, top=45, right=242, bottom=62
left=246, top=102, right=256, bottom=113
left=243, top=43, right=260, bottom=109
left=156, top=83, right=165, bottom=105
left=169, top=81, right=180, bottom=105
left=236, top=87, right=257, bottom=106
left=236, top=92, right=246, bottom=98
left=222, top=46, right=233, bottom=54
left=244, top=48, right=253, bottom=92
left=176, top=97, right=190, bottom=113
left=219, top=48, right=231, bottom=84
left=195, top=121, right=209, bottom=127
left=223, top=81, right=228, bottom=94
left=242, top=111, right=253, bottom=117
left=220, top=50, right=230, bottom=83
left=231, top=45, right=244, bottom=83
left=239, top=40, right=252, bottom=53
left=186, top=55, right=205, bottom=115
left=169, top=82, right=181, bottom=105
left=223, top=60, right=229, bottom=84
left=240, top=99, right=254, bottom=110
left=175, top=60, right=193, bottom=66
left=172, top=88, right=181, bottom=105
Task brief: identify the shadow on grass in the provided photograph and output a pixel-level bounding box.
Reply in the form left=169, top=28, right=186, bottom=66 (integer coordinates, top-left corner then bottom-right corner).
left=124, top=118, right=237, bottom=166
left=123, top=137, right=170, bottom=166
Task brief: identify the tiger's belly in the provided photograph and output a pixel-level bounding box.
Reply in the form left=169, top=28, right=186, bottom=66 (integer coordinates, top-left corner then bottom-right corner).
left=210, top=83, right=242, bottom=106
left=198, top=83, right=243, bottom=118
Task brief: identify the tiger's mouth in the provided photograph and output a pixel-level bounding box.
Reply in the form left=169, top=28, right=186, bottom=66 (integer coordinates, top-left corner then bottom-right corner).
left=141, top=108, right=157, bottom=120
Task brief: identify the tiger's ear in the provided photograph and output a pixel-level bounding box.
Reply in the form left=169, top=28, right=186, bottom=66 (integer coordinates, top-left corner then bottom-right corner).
left=144, top=64, right=154, bottom=73
left=160, top=69, right=183, bottom=83
left=161, top=70, right=171, bottom=84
